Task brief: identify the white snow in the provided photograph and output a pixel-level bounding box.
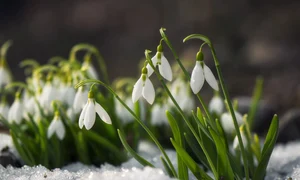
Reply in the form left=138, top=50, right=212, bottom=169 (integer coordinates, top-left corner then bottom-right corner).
left=1, top=133, right=300, bottom=180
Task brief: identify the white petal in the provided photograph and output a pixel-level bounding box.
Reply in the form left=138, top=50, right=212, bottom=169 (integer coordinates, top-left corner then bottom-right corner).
left=132, top=77, right=143, bottom=103
left=95, top=102, right=112, bottom=124
left=221, top=111, right=244, bottom=134
left=146, top=54, right=158, bottom=77
left=87, top=66, right=99, bottom=79
left=73, top=87, right=88, bottom=114
left=142, top=78, right=155, bottom=104
left=203, top=64, right=219, bottom=91
left=233, top=132, right=248, bottom=149
left=55, top=120, right=65, bottom=140
left=0, top=104, right=9, bottom=120
left=78, top=102, right=88, bottom=129
left=84, top=100, right=96, bottom=130
left=190, top=61, right=205, bottom=94
left=209, top=96, right=224, bottom=114
left=159, top=55, right=172, bottom=81
left=47, top=120, right=57, bottom=139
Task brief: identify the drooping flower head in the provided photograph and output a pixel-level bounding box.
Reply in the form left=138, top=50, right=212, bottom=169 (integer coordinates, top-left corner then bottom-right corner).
left=73, top=86, right=89, bottom=114
left=132, top=67, right=155, bottom=104
left=209, top=93, right=224, bottom=115
left=79, top=90, right=111, bottom=130
left=47, top=111, right=66, bottom=140
left=220, top=110, right=244, bottom=134
left=146, top=43, right=172, bottom=81
left=190, top=51, right=219, bottom=94
left=8, top=92, right=24, bottom=124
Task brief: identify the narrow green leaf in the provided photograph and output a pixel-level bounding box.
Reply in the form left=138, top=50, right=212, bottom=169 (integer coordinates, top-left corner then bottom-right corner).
left=184, top=132, right=209, bottom=169
left=77, top=132, right=91, bottom=164
left=171, top=138, right=213, bottom=180
left=160, top=157, right=175, bottom=177
left=10, top=130, right=33, bottom=165
left=209, top=127, right=234, bottom=180
left=117, top=129, right=154, bottom=167
left=248, top=77, right=263, bottom=129
left=253, top=115, right=279, bottom=180
left=85, top=129, right=127, bottom=162
left=165, top=111, right=188, bottom=180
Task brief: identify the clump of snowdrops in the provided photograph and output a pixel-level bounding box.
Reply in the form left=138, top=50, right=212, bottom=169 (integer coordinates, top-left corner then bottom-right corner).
left=0, top=28, right=278, bottom=180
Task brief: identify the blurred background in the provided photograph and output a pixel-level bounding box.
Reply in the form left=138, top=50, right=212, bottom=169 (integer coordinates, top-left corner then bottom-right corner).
left=1, top=0, right=300, bottom=140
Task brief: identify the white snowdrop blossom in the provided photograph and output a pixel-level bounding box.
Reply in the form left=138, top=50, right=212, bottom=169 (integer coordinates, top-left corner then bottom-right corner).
left=0, top=66, right=11, bottom=87
left=39, top=82, right=58, bottom=114
left=169, top=78, right=195, bottom=112
left=190, top=52, right=219, bottom=94
left=151, top=103, right=168, bottom=126
left=79, top=92, right=111, bottom=130
left=8, top=97, right=24, bottom=124
left=209, top=95, right=224, bottom=114
left=0, top=103, right=9, bottom=120
left=73, top=87, right=88, bottom=114
left=47, top=113, right=66, bottom=140
left=132, top=67, right=155, bottom=104
left=82, top=60, right=99, bottom=79
left=220, top=111, right=244, bottom=134
left=60, top=83, right=76, bottom=107
left=233, top=130, right=248, bottom=150
left=146, top=45, right=172, bottom=81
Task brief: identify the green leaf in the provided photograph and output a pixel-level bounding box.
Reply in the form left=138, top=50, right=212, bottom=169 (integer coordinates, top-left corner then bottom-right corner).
left=165, top=111, right=188, bottom=180
left=253, top=115, right=279, bottom=180
left=117, top=129, right=154, bottom=167
left=248, top=77, right=264, bottom=128
left=171, top=138, right=213, bottom=180
left=160, top=157, right=175, bottom=178
left=209, top=127, right=234, bottom=180
left=184, top=132, right=209, bottom=169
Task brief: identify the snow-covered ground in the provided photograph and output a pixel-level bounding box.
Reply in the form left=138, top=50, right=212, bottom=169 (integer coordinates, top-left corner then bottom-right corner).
left=1, top=133, right=300, bottom=180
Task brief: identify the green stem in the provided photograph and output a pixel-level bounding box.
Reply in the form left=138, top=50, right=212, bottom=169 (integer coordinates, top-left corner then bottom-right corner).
left=145, top=50, right=219, bottom=179
left=75, top=79, right=178, bottom=178
left=69, top=43, right=110, bottom=85
left=183, top=34, right=250, bottom=180
left=159, top=28, right=215, bottom=129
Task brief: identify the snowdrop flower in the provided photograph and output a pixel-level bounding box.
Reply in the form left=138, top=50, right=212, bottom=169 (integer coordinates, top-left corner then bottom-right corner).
left=47, top=112, right=65, bottom=140
left=73, top=87, right=88, bottom=114
left=146, top=44, right=172, bottom=81
left=233, top=128, right=248, bottom=150
left=190, top=51, right=218, bottom=94
left=220, top=111, right=243, bottom=134
left=132, top=67, right=155, bottom=104
left=169, top=78, right=195, bottom=112
left=60, top=83, right=76, bottom=107
left=0, top=65, right=11, bottom=87
left=39, top=81, right=58, bottom=114
left=8, top=94, right=24, bottom=124
left=209, top=95, right=224, bottom=114
left=82, top=59, right=98, bottom=79
left=151, top=103, right=168, bottom=126
left=79, top=91, right=111, bottom=130
left=0, top=102, right=9, bottom=120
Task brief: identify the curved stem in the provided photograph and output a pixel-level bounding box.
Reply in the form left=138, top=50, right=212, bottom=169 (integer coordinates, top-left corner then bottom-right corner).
left=145, top=50, right=219, bottom=178
left=183, top=34, right=250, bottom=180
left=159, top=28, right=214, bottom=130
left=69, top=44, right=110, bottom=85
left=75, top=79, right=178, bottom=178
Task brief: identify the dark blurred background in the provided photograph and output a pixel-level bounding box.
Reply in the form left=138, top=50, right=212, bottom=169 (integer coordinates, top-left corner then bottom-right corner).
left=1, top=0, right=300, bottom=138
